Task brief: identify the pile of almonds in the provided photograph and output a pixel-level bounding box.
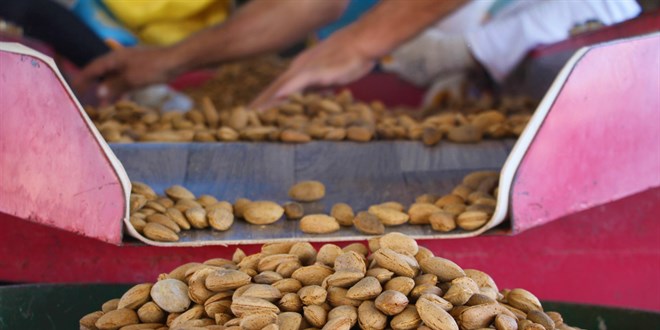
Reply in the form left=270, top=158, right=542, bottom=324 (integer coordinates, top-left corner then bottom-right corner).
left=87, top=89, right=533, bottom=144
left=184, top=56, right=289, bottom=110
left=80, top=232, right=582, bottom=330
left=129, top=171, right=499, bottom=242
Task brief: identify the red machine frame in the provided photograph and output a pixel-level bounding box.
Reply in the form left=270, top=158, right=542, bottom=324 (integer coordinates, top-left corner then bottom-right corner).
left=1, top=28, right=659, bottom=311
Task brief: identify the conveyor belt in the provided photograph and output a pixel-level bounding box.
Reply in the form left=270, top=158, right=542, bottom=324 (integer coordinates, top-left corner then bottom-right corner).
left=111, top=140, right=515, bottom=243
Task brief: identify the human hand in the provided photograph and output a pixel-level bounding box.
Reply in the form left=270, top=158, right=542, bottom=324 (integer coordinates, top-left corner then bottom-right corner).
left=73, top=46, right=182, bottom=102
left=250, top=33, right=375, bottom=110
left=382, top=31, right=475, bottom=87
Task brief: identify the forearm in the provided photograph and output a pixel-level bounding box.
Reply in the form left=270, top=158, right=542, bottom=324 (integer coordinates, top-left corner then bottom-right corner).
left=169, top=0, right=349, bottom=72
left=334, top=0, right=467, bottom=59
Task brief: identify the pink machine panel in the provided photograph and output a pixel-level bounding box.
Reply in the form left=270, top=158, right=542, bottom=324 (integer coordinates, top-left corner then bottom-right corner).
left=511, top=34, right=660, bottom=232
left=0, top=44, right=127, bottom=244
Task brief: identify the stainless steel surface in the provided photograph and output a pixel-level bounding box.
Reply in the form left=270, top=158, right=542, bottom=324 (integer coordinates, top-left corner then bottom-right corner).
left=112, top=140, right=515, bottom=243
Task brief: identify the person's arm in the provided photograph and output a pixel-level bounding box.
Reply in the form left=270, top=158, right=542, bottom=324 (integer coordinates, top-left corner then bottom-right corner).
left=172, top=0, right=350, bottom=72
left=251, top=0, right=467, bottom=108
left=74, top=0, right=349, bottom=100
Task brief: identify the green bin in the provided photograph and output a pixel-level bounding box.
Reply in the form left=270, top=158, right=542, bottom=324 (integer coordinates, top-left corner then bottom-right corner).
left=0, top=284, right=658, bottom=329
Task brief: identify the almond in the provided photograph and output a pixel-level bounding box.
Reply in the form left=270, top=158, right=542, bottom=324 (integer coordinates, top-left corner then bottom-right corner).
left=377, top=201, right=405, bottom=212
left=244, top=201, right=284, bottom=225
left=102, top=299, right=119, bottom=313
left=277, top=312, right=303, bottom=330
left=169, top=304, right=204, bottom=328
left=527, top=310, right=555, bottom=330
left=240, top=311, right=278, bottom=330
left=207, top=208, right=233, bottom=231
left=165, top=207, right=191, bottom=230
left=137, top=302, right=165, bottom=324
left=187, top=268, right=216, bottom=304
left=507, top=288, right=542, bottom=313
left=357, top=301, right=387, bottom=330
left=272, top=278, right=303, bottom=294
left=353, top=211, right=385, bottom=235
left=130, top=194, right=147, bottom=213
left=325, top=271, right=365, bottom=288
left=174, top=198, right=202, bottom=213
left=494, top=314, right=518, bottom=330
left=346, top=277, right=382, bottom=300
left=184, top=206, right=208, bottom=229
left=298, top=285, right=327, bottom=305
left=241, top=284, right=282, bottom=302
left=384, top=276, right=415, bottom=296
left=378, top=232, right=419, bottom=255
left=456, top=210, right=489, bottom=230
left=347, top=126, right=374, bottom=142
left=131, top=182, right=158, bottom=200
left=374, top=290, right=408, bottom=315
left=327, top=287, right=362, bottom=308
left=304, top=304, right=328, bottom=328
left=390, top=305, right=421, bottom=330
left=146, top=214, right=180, bottom=233
left=331, top=203, right=354, bottom=226
left=373, top=248, right=419, bottom=278
left=289, top=242, right=317, bottom=265
left=80, top=311, right=104, bottom=329
left=278, top=292, right=303, bottom=312
left=217, top=126, right=239, bottom=141
left=231, top=297, right=279, bottom=318
left=317, top=244, right=343, bottom=266
left=165, top=185, right=195, bottom=201
left=289, top=180, right=326, bottom=202
left=233, top=198, right=252, bottom=218
left=408, top=203, right=441, bottom=225
left=291, top=264, right=334, bottom=286
left=368, top=205, right=409, bottom=226
left=150, top=279, right=191, bottom=313
left=334, top=251, right=367, bottom=274
left=197, top=194, right=219, bottom=207
left=118, top=283, right=152, bottom=310
left=462, top=171, right=499, bottom=190
left=283, top=201, right=304, bottom=219
left=206, top=269, right=252, bottom=291
left=95, top=308, right=139, bottom=330
left=456, top=302, right=516, bottom=329
left=420, top=257, right=466, bottom=282
left=416, top=295, right=458, bottom=330
left=322, top=316, right=352, bottom=330
left=429, top=211, right=457, bottom=232
left=258, top=254, right=299, bottom=272
left=300, top=214, right=340, bottom=234
left=281, top=129, right=312, bottom=143
left=143, top=222, right=179, bottom=242
left=254, top=270, right=283, bottom=284
left=443, top=277, right=479, bottom=306
left=447, top=124, right=482, bottom=143
left=434, top=194, right=465, bottom=208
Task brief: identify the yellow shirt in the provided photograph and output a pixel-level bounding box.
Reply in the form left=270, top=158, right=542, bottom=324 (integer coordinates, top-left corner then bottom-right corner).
left=102, top=0, right=231, bottom=45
